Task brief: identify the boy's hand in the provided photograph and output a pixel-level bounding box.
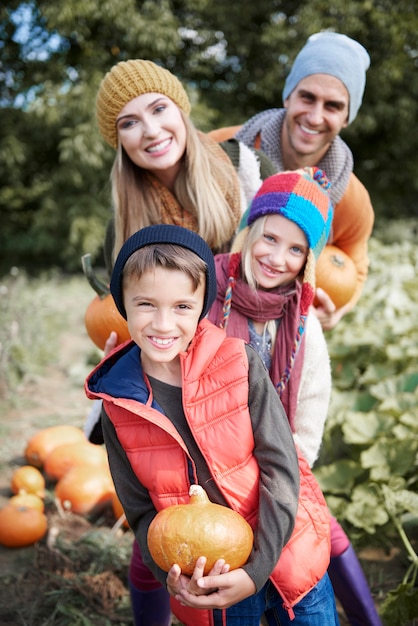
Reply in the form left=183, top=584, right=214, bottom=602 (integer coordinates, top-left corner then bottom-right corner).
left=166, top=557, right=228, bottom=598
left=171, top=562, right=256, bottom=609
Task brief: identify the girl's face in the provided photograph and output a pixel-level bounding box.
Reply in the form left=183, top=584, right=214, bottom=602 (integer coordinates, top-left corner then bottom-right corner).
left=251, top=214, right=308, bottom=290
left=116, top=93, right=187, bottom=190
left=124, top=267, right=205, bottom=384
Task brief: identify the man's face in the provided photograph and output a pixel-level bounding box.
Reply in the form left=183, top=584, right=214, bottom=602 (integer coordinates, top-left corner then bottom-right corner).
left=282, top=74, right=350, bottom=166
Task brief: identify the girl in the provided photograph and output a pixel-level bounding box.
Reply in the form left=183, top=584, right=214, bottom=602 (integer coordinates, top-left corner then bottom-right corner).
left=208, top=168, right=380, bottom=625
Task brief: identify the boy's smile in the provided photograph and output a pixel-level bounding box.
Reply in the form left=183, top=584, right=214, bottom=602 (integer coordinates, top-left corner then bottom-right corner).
left=124, top=267, right=205, bottom=384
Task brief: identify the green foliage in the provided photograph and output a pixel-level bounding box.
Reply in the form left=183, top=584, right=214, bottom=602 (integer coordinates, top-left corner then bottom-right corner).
left=0, top=266, right=93, bottom=401
left=0, top=1, right=417, bottom=272
left=314, top=222, right=418, bottom=623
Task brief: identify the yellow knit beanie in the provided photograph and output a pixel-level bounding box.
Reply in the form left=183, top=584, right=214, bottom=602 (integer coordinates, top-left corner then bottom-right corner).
left=96, top=59, right=192, bottom=148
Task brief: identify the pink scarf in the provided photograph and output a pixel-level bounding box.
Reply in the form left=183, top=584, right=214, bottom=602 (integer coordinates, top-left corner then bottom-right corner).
left=208, top=253, right=306, bottom=428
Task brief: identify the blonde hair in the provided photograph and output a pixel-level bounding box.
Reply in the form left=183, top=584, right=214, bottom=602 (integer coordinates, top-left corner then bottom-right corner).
left=233, top=218, right=276, bottom=346
left=110, top=114, right=239, bottom=264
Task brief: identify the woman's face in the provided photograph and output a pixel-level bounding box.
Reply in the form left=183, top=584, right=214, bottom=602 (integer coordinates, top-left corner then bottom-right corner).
left=251, top=214, right=308, bottom=290
left=116, top=93, right=187, bottom=190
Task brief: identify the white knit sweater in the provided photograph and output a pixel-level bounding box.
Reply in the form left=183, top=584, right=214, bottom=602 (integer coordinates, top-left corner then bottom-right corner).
left=293, top=313, right=331, bottom=468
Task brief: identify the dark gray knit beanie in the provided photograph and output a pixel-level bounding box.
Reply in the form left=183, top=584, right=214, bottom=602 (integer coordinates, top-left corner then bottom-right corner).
left=110, top=225, right=216, bottom=321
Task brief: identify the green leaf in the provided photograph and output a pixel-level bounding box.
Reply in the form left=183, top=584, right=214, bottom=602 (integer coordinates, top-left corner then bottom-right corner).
left=313, top=460, right=364, bottom=495
left=342, top=411, right=394, bottom=445
left=344, top=484, right=389, bottom=533
left=380, top=582, right=418, bottom=625
left=361, top=439, right=418, bottom=476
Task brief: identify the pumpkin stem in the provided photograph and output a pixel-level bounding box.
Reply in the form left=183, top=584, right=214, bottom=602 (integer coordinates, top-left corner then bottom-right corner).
left=330, top=253, right=346, bottom=268
left=189, top=484, right=210, bottom=504
left=81, top=254, right=110, bottom=299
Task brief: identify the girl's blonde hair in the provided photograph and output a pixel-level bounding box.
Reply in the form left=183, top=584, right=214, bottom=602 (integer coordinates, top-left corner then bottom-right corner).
left=110, top=113, right=239, bottom=264
left=237, top=219, right=277, bottom=346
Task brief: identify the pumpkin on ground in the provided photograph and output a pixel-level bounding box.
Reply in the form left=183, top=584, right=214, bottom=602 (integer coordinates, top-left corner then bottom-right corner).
left=0, top=504, right=48, bottom=548
left=44, top=440, right=109, bottom=482
left=54, top=465, right=115, bottom=516
left=11, top=465, right=45, bottom=498
left=8, top=492, right=45, bottom=513
left=314, top=245, right=357, bottom=309
left=147, top=485, right=254, bottom=576
left=82, top=253, right=131, bottom=351
left=25, top=425, right=86, bottom=469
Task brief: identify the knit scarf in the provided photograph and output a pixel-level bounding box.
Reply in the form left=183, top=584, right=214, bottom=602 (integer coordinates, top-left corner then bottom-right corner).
left=145, top=133, right=242, bottom=237
left=236, top=108, right=353, bottom=206
left=208, top=253, right=306, bottom=428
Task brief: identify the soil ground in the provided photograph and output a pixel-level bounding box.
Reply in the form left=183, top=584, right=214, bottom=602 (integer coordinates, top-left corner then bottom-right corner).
left=0, top=275, right=413, bottom=625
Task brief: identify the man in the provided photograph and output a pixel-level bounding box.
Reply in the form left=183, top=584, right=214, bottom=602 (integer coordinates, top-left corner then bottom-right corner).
left=209, top=32, right=375, bottom=332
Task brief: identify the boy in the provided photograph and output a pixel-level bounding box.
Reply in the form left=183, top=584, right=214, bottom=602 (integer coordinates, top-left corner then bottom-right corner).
left=85, top=224, right=338, bottom=625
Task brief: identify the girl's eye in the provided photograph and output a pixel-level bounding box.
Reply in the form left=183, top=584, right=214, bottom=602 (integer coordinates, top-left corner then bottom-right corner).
left=291, top=246, right=305, bottom=255
left=263, top=234, right=275, bottom=243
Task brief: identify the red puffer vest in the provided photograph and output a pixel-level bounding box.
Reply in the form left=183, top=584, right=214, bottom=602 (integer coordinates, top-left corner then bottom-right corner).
left=86, top=320, right=330, bottom=625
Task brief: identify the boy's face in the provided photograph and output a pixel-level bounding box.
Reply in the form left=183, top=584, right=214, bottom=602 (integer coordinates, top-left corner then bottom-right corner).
left=124, top=267, right=205, bottom=381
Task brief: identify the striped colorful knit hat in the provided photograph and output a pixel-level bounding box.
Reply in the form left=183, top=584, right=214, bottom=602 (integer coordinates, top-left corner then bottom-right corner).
left=223, top=167, right=333, bottom=396
left=247, top=167, right=333, bottom=315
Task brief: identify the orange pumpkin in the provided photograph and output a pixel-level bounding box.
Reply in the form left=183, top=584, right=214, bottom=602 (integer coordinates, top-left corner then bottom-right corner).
left=147, top=485, right=253, bottom=576
left=111, top=491, right=130, bottom=528
left=24, top=425, right=86, bottom=469
left=44, top=440, right=108, bottom=482
left=54, top=465, right=115, bottom=516
left=9, top=493, right=45, bottom=513
left=0, top=504, right=48, bottom=548
left=82, top=253, right=131, bottom=351
left=11, top=465, right=45, bottom=498
left=314, top=245, right=357, bottom=309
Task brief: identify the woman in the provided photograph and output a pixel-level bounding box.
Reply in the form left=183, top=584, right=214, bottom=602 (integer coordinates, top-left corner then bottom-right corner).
left=95, top=59, right=276, bottom=273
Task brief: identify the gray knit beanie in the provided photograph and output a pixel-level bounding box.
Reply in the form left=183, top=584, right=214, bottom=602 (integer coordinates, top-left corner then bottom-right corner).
left=110, top=225, right=216, bottom=321
left=282, top=32, right=370, bottom=124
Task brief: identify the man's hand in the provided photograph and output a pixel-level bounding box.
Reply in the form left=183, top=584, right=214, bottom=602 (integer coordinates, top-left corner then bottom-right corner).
left=312, top=288, right=352, bottom=331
